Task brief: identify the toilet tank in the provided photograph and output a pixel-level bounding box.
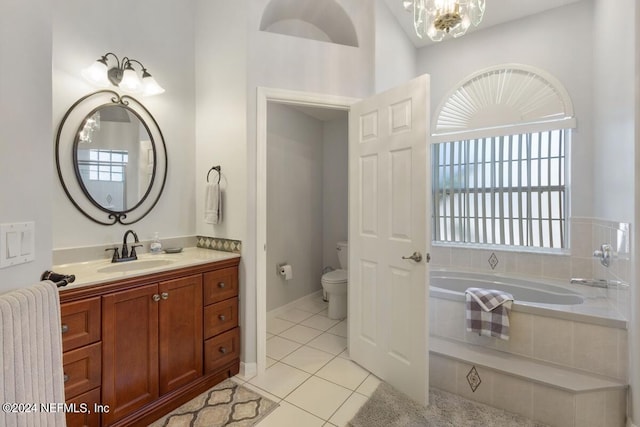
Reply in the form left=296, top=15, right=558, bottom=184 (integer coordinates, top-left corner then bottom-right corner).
left=337, top=241, right=348, bottom=270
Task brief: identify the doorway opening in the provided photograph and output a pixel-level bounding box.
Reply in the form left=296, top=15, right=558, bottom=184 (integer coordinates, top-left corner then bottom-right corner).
left=256, top=88, right=358, bottom=374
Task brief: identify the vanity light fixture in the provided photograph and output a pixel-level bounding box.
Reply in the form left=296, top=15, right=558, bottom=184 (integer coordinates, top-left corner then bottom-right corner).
left=403, top=0, right=485, bottom=42
left=82, top=52, right=165, bottom=96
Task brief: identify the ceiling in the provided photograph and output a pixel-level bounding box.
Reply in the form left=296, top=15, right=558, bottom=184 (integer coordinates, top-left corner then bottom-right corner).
left=382, top=0, right=586, bottom=48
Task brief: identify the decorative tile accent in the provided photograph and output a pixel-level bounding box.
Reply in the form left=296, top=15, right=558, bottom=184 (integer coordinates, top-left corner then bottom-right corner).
left=197, top=236, right=242, bottom=254
left=466, top=366, right=482, bottom=392
left=488, top=253, right=499, bottom=270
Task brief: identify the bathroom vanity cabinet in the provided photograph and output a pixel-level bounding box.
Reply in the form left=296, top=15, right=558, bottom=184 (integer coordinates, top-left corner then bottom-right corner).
left=59, top=256, right=240, bottom=427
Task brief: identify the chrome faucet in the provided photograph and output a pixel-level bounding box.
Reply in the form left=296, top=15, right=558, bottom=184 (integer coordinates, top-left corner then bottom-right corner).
left=105, top=229, right=142, bottom=263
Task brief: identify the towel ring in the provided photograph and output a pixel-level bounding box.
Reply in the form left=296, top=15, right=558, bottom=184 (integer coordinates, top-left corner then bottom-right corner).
left=207, top=166, right=221, bottom=184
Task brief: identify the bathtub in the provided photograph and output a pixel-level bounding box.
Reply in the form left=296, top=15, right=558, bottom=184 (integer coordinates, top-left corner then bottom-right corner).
left=430, top=271, right=584, bottom=305
left=429, top=270, right=627, bottom=327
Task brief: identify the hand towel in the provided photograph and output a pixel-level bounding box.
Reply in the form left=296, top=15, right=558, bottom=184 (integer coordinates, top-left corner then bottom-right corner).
left=204, top=182, right=222, bottom=224
left=465, top=287, right=514, bottom=340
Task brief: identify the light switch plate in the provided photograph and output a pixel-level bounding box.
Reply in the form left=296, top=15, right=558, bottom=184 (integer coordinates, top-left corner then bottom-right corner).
left=0, top=222, right=35, bottom=269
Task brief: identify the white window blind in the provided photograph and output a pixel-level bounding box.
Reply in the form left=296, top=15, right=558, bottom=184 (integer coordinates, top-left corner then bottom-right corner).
left=78, top=149, right=129, bottom=182
left=432, top=130, right=567, bottom=249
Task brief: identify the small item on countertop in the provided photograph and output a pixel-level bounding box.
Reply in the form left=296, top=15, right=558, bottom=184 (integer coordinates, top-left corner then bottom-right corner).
left=150, top=232, right=163, bottom=254
left=164, top=247, right=183, bottom=254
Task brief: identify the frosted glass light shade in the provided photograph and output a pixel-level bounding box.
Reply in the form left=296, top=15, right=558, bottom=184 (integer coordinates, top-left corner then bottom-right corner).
left=142, top=74, right=165, bottom=96
left=82, top=60, right=110, bottom=87
left=120, top=66, right=142, bottom=92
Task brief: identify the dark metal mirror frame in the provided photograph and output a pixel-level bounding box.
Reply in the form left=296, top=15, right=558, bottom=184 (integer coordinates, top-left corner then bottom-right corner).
left=55, top=90, right=168, bottom=225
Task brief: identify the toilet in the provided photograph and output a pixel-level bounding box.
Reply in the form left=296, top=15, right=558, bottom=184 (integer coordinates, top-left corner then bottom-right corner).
left=322, top=241, right=348, bottom=320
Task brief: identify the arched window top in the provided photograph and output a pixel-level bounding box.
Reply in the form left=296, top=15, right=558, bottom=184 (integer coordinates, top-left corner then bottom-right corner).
left=433, top=64, right=575, bottom=142
left=260, top=0, right=359, bottom=47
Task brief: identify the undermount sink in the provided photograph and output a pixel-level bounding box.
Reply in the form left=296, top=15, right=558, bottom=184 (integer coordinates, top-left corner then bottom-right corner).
left=97, top=259, right=175, bottom=273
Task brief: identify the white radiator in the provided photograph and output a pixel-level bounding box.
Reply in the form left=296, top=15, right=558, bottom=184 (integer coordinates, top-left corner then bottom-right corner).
left=0, top=280, right=66, bottom=427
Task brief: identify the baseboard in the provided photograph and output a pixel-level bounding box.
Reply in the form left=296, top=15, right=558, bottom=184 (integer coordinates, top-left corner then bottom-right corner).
left=267, top=290, right=324, bottom=321
left=241, top=362, right=257, bottom=378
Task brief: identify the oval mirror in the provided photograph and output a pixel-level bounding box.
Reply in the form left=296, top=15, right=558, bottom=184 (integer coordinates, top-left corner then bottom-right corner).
left=56, top=91, right=167, bottom=225
left=73, top=105, right=155, bottom=212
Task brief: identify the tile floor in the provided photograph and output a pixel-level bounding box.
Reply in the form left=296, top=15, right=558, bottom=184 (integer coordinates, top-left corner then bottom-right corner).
left=231, top=293, right=379, bottom=427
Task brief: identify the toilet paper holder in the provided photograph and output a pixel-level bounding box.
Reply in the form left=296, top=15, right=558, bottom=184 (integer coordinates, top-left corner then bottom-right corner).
left=276, top=263, right=287, bottom=275
left=277, top=263, right=293, bottom=280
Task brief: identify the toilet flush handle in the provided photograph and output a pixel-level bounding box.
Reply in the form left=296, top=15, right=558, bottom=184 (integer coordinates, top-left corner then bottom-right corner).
left=402, top=251, right=423, bottom=263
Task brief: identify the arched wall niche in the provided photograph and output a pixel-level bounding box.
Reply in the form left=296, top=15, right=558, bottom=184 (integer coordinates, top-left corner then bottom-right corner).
left=260, top=0, right=359, bottom=47
left=433, top=64, right=576, bottom=142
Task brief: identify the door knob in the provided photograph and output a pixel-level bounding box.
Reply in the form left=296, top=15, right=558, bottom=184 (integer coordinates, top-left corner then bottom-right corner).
left=402, top=251, right=423, bottom=262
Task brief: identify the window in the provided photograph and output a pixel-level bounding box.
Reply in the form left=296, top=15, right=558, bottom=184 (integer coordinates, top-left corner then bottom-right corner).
left=78, top=149, right=129, bottom=182
left=431, top=64, right=576, bottom=251
left=432, top=130, right=567, bottom=249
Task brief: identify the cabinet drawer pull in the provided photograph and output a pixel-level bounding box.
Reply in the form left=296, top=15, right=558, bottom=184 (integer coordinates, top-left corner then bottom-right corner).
left=218, top=314, right=226, bottom=321
left=218, top=282, right=226, bottom=289
left=219, top=346, right=228, bottom=354
left=161, top=292, right=169, bottom=300
left=152, top=294, right=161, bottom=302
left=61, top=324, right=69, bottom=334
left=63, top=374, right=69, bottom=383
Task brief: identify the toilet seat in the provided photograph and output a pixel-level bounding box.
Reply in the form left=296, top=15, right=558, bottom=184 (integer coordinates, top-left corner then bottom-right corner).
left=322, top=269, right=347, bottom=284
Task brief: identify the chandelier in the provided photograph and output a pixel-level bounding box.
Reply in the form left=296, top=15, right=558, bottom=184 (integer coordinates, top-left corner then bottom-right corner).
left=403, top=0, right=485, bottom=42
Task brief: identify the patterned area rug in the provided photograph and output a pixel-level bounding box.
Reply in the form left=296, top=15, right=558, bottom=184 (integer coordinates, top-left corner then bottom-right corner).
left=349, top=383, right=548, bottom=427
left=149, top=379, right=278, bottom=427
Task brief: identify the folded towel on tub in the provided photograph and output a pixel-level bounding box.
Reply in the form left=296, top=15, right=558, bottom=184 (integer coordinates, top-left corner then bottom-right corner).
left=465, top=287, right=514, bottom=340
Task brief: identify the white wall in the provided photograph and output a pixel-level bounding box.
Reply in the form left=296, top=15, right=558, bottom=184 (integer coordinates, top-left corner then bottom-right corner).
left=592, top=0, right=635, bottom=223
left=374, top=0, right=417, bottom=93
left=266, top=104, right=324, bottom=311
left=52, top=0, right=196, bottom=249
left=322, top=115, right=349, bottom=269
left=0, top=0, right=53, bottom=292
left=194, top=0, right=377, bottom=367
left=417, top=1, right=595, bottom=218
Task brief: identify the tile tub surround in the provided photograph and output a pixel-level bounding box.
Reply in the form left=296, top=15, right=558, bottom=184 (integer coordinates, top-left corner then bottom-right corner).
left=429, top=281, right=628, bottom=427
left=430, top=293, right=628, bottom=381
left=429, top=350, right=627, bottom=427
left=430, top=217, right=631, bottom=320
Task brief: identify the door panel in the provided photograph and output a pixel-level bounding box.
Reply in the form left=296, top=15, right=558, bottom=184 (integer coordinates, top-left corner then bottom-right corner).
left=159, top=274, right=203, bottom=395
left=102, top=284, right=159, bottom=425
left=349, top=74, right=430, bottom=405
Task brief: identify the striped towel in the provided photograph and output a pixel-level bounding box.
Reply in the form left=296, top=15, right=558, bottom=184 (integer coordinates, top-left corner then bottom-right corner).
left=465, top=287, right=514, bottom=340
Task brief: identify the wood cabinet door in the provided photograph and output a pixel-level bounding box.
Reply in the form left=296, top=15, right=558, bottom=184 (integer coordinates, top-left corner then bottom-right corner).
left=158, top=274, right=203, bottom=394
left=102, top=284, right=159, bottom=425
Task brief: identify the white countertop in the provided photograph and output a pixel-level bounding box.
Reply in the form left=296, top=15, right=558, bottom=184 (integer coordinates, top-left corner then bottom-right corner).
left=53, top=247, right=240, bottom=289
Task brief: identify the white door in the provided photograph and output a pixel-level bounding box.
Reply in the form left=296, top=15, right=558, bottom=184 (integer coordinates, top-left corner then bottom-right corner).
left=348, top=74, right=430, bottom=405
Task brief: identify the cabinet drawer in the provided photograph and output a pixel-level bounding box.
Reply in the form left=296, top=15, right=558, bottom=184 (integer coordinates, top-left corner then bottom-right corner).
left=63, top=342, right=101, bottom=399
left=65, top=387, right=101, bottom=427
left=61, top=297, right=101, bottom=352
left=204, top=297, right=238, bottom=339
left=203, top=267, right=238, bottom=305
left=204, top=327, right=240, bottom=374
